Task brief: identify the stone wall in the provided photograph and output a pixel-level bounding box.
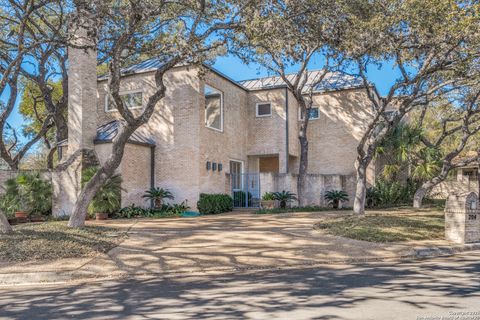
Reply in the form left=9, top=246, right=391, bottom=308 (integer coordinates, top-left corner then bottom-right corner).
left=260, top=172, right=356, bottom=207
left=430, top=180, right=479, bottom=199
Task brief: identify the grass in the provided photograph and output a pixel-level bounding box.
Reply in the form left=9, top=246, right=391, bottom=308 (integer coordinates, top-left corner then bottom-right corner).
left=0, top=221, right=126, bottom=262
left=255, top=206, right=351, bottom=214
left=314, top=211, right=445, bottom=243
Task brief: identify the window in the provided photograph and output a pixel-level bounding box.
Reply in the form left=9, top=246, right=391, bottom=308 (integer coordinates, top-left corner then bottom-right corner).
left=230, top=160, right=243, bottom=190
left=299, top=107, right=320, bottom=120
left=105, top=90, right=143, bottom=112
left=256, top=102, right=272, bottom=117
left=205, top=85, right=223, bottom=131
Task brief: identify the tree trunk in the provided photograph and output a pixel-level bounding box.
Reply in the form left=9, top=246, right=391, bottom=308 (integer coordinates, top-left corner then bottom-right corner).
left=413, top=186, right=429, bottom=208
left=297, top=123, right=309, bottom=207
left=413, top=175, right=445, bottom=208
left=353, top=161, right=368, bottom=215
left=477, top=149, right=480, bottom=201
left=0, top=212, right=13, bottom=234
left=68, top=167, right=111, bottom=228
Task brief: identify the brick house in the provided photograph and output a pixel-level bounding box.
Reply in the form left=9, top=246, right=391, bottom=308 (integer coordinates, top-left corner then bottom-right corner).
left=57, top=58, right=378, bottom=211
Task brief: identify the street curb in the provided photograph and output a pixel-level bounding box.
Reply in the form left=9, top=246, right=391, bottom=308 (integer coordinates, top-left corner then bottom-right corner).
left=1, top=244, right=480, bottom=287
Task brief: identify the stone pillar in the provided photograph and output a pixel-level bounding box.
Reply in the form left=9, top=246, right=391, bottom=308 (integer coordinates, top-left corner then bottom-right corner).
left=445, top=192, right=480, bottom=244
left=52, top=14, right=98, bottom=217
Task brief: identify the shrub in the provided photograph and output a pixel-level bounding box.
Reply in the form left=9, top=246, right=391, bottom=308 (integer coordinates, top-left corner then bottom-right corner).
left=142, top=187, right=174, bottom=208
left=366, top=179, right=418, bottom=208
left=114, top=204, right=148, bottom=219
left=273, top=190, right=297, bottom=209
left=83, top=167, right=123, bottom=217
left=324, top=190, right=349, bottom=209
left=262, top=192, right=275, bottom=201
left=197, top=193, right=233, bottom=215
left=0, top=172, right=52, bottom=217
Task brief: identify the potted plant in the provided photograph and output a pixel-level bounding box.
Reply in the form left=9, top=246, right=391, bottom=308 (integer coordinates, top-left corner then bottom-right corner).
left=324, top=190, right=349, bottom=209
left=142, top=187, right=174, bottom=209
left=83, top=167, right=123, bottom=220
left=261, top=192, right=276, bottom=209
left=273, top=190, right=297, bottom=209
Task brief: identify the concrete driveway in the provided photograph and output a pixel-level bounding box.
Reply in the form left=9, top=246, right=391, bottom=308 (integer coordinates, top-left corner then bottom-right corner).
left=87, top=211, right=428, bottom=276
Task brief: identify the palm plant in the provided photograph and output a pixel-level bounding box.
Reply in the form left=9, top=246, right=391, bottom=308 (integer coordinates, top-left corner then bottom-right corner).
left=142, top=187, right=174, bottom=209
left=324, top=190, right=349, bottom=209
left=273, top=190, right=297, bottom=209
left=83, top=167, right=123, bottom=217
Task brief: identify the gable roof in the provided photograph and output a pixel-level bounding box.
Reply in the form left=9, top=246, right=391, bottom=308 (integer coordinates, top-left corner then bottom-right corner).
left=103, top=58, right=365, bottom=94
left=239, top=70, right=364, bottom=93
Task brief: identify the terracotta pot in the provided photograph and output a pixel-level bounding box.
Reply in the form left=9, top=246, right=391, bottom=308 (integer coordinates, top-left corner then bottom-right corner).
left=95, top=212, right=108, bottom=220
left=15, top=211, right=28, bottom=219
left=261, top=200, right=276, bottom=209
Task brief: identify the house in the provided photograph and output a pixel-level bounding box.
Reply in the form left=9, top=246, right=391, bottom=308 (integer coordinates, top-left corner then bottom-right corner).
left=56, top=58, right=378, bottom=212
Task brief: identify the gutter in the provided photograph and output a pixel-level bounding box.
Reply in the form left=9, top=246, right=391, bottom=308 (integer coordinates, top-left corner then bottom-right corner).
left=285, top=87, right=289, bottom=173
left=150, top=145, right=156, bottom=208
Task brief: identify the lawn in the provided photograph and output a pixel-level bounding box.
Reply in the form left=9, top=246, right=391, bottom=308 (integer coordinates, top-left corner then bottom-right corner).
left=314, top=210, right=445, bottom=242
left=0, top=222, right=126, bottom=262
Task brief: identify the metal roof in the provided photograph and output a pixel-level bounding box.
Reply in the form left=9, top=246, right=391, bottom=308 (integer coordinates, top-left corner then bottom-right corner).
left=101, top=58, right=364, bottom=93
left=239, top=70, right=365, bottom=93
left=95, top=120, right=155, bottom=146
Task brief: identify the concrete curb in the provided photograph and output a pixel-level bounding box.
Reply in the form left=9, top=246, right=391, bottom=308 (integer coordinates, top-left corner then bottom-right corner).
left=2, top=244, right=480, bottom=287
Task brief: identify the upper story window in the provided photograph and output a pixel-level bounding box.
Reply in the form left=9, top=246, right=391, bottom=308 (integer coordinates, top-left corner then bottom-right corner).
left=205, top=85, right=223, bottom=132
left=105, top=90, right=143, bottom=112
left=256, top=102, right=272, bottom=117
left=299, top=107, right=320, bottom=120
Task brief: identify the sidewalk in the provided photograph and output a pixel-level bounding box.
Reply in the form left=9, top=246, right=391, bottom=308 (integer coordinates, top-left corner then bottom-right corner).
left=1, top=212, right=479, bottom=286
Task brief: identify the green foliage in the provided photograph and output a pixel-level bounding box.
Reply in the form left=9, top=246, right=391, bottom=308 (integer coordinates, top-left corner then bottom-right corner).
left=366, top=179, right=419, bottom=208
left=142, top=187, right=174, bottom=208
left=197, top=193, right=233, bottom=215
left=0, top=172, right=52, bottom=217
left=262, top=192, right=276, bottom=201
left=324, top=190, right=349, bottom=209
left=82, top=167, right=123, bottom=216
left=19, top=78, right=63, bottom=139
left=272, top=190, right=297, bottom=209
left=113, top=201, right=191, bottom=219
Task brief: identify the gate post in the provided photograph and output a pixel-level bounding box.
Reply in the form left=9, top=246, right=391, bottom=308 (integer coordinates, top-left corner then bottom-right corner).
left=445, top=192, right=480, bottom=244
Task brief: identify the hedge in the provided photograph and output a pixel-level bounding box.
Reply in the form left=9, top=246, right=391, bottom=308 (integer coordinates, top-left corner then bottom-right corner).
left=197, top=193, right=233, bottom=215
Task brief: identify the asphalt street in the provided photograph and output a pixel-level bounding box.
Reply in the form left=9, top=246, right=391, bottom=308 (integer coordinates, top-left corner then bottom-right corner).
left=1, top=252, right=479, bottom=320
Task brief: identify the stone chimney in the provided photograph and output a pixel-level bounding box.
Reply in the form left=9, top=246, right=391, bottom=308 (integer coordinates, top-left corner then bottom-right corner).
left=52, top=13, right=98, bottom=217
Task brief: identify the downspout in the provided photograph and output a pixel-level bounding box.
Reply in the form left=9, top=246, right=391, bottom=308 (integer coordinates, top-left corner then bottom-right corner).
left=285, top=87, right=289, bottom=173
left=150, top=145, right=156, bottom=208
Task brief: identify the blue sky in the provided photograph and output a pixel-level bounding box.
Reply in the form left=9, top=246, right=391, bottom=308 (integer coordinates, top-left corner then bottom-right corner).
left=2, top=53, right=400, bottom=145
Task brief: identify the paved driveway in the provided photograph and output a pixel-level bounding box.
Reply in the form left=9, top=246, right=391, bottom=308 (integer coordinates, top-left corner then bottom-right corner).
left=88, top=211, right=427, bottom=276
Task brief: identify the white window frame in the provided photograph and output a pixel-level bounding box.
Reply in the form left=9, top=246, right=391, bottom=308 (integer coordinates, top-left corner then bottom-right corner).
left=204, top=84, right=224, bottom=132
left=229, top=159, right=244, bottom=191
left=105, top=89, right=144, bottom=112
left=298, top=106, right=320, bottom=121
left=255, top=102, right=272, bottom=117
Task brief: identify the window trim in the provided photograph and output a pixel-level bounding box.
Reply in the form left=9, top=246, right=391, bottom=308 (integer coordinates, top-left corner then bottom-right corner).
left=105, top=89, right=144, bottom=112
left=255, top=102, right=272, bottom=117
left=298, top=106, right=320, bottom=121
left=204, top=84, right=224, bottom=132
